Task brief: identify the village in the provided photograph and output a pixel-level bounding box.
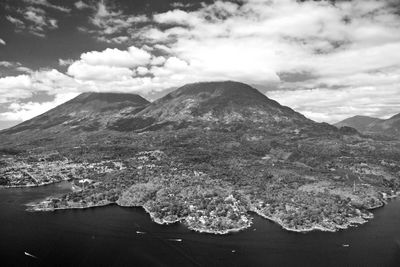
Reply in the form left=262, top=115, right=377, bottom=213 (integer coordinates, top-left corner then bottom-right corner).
left=0, top=151, right=126, bottom=188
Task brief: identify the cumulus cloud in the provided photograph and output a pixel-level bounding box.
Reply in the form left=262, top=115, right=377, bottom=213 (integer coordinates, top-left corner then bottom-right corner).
left=0, top=69, right=83, bottom=104
left=79, top=46, right=151, bottom=68
left=153, top=9, right=200, bottom=25
left=151, top=56, right=166, bottom=66
left=68, top=61, right=134, bottom=81
left=136, top=66, right=149, bottom=76
left=0, top=75, right=32, bottom=103
left=0, top=92, right=78, bottom=122
left=66, top=45, right=155, bottom=82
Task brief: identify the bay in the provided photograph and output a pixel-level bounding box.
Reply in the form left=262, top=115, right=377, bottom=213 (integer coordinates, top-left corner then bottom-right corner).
left=0, top=182, right=399, bottom=267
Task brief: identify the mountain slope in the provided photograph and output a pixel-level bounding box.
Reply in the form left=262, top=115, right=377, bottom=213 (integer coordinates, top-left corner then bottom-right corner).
left=2, top=92, right=150, bottom=135
left=368, top=113, right=400, bottom=136
left=335, top=113, right=400, bottom=137
left=335, top=116, right=382, bottom=132
left=108, top=81, right=318, bottom=132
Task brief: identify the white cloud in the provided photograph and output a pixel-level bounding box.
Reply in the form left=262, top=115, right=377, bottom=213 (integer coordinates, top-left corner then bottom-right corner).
left=0, top=61, right=14, bottom=67
left=67, top=61, right=134, bottom=81
left=79, top=46, right=151, bottom=68
left=153, top=9, right=201, bottom=25
left=0, top=61, right=33, bottom=73
left=98, top=35, right=129, bottom=44
left=0, top=75, right=32, bottom=103
left=0, top=38, right=5, bottom=45
left=58, top=58, right=74, bottom=66
left=0, top=92, right=78, bottom=121
left=8, top=6, right=59, bottom=37
left=86, top=1, right=148, bottom=43
left=6, top=16, right=25, bottom=30
left=0, top=69, right=83, bottom=104
left=30, top=69, right=82, bottom=94
left=267, top=84, right=400, bottom=123
left=136, top=66, right=149, bottom=76
left=23, top=0, right=71, bottom=13
left=151, top=56, right=166, bottom=66
left=15, top=66, right=33, bottom=74
left=74, top=1, right=91, bottom=10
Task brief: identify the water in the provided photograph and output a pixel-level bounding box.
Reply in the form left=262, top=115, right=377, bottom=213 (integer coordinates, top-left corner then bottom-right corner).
left=0, top=182, right=399, bottom=266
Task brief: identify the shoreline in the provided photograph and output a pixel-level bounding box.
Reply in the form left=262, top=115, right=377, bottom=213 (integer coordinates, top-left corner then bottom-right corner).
left=0, top=178, right=72, bottom=189
left=184, top=219, right=253, bottom=235
left=26, top=200, right=112, bottom=212
left=23, top=189, right=400, bottom=235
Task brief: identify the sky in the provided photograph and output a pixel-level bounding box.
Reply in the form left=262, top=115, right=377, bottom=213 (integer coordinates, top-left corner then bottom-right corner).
left=0, top=0, right=400, bottom=130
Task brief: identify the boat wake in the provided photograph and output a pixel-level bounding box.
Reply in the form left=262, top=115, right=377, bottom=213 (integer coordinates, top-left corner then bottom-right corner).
left=24, top=252, right=39, bottom=259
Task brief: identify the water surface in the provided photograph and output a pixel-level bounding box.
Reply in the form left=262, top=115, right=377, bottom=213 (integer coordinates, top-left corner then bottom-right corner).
left=0, top=182, right=399, bottom=266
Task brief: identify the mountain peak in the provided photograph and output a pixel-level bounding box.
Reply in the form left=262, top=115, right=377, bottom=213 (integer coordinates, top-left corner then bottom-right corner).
left=156, top=80, right=282, bottom=109
left=70, top=92, right=149, bottom=105
left=165, top=81, right=271, bottom=104
left=2, top=92, right=150, bottom=134
left=172, top=81, right=258, bottom=96
left=109, top=80, right=311, bottom=132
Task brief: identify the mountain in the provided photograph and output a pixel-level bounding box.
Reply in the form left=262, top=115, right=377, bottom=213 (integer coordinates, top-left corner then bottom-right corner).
left=334, top=116, right=382, bottom=132
left=2, top=81, right=335, bottom=136
left=108, top=81, right=319, bottom=132
left=335, top=114, right=400, bottom=137
left=2, top=92, right=150, bottom=135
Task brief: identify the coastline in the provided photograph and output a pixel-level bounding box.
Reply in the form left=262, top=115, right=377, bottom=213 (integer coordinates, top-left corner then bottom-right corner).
left=249, top=194, right=400, bottom=234
left=184, top=219, right=253, bottom=235
left=22, top=185, right=400, bottom=235
left=26, top=200, right=112, bottom=212
left=0, top=178, right=72, bottom=189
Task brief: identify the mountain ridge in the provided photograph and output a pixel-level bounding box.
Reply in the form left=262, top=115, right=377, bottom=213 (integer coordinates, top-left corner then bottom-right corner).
left=335, top=113, right=400, bottom=137
left=2, top=81, right=321, bottom=135
left=109, top=81, right=314, bottom=132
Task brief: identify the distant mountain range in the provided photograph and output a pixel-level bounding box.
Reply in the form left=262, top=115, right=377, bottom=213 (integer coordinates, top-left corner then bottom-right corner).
left=335, top=114, right=400, bottom=137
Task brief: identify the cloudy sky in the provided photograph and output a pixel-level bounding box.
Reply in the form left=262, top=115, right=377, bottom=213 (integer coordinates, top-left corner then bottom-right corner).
left=0, top=0, right=399, bottom=129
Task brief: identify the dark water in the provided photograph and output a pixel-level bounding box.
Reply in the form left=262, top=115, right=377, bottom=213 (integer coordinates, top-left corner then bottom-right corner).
left=1, top=182, right=399, bottom=267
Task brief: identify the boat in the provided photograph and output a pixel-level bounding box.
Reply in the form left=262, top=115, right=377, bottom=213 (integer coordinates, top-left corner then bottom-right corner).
left=136, top=231, right=146, bottom=234
left=342, top=244, right=350, bottom=247
left=168, top=238, right=183, bottom=242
